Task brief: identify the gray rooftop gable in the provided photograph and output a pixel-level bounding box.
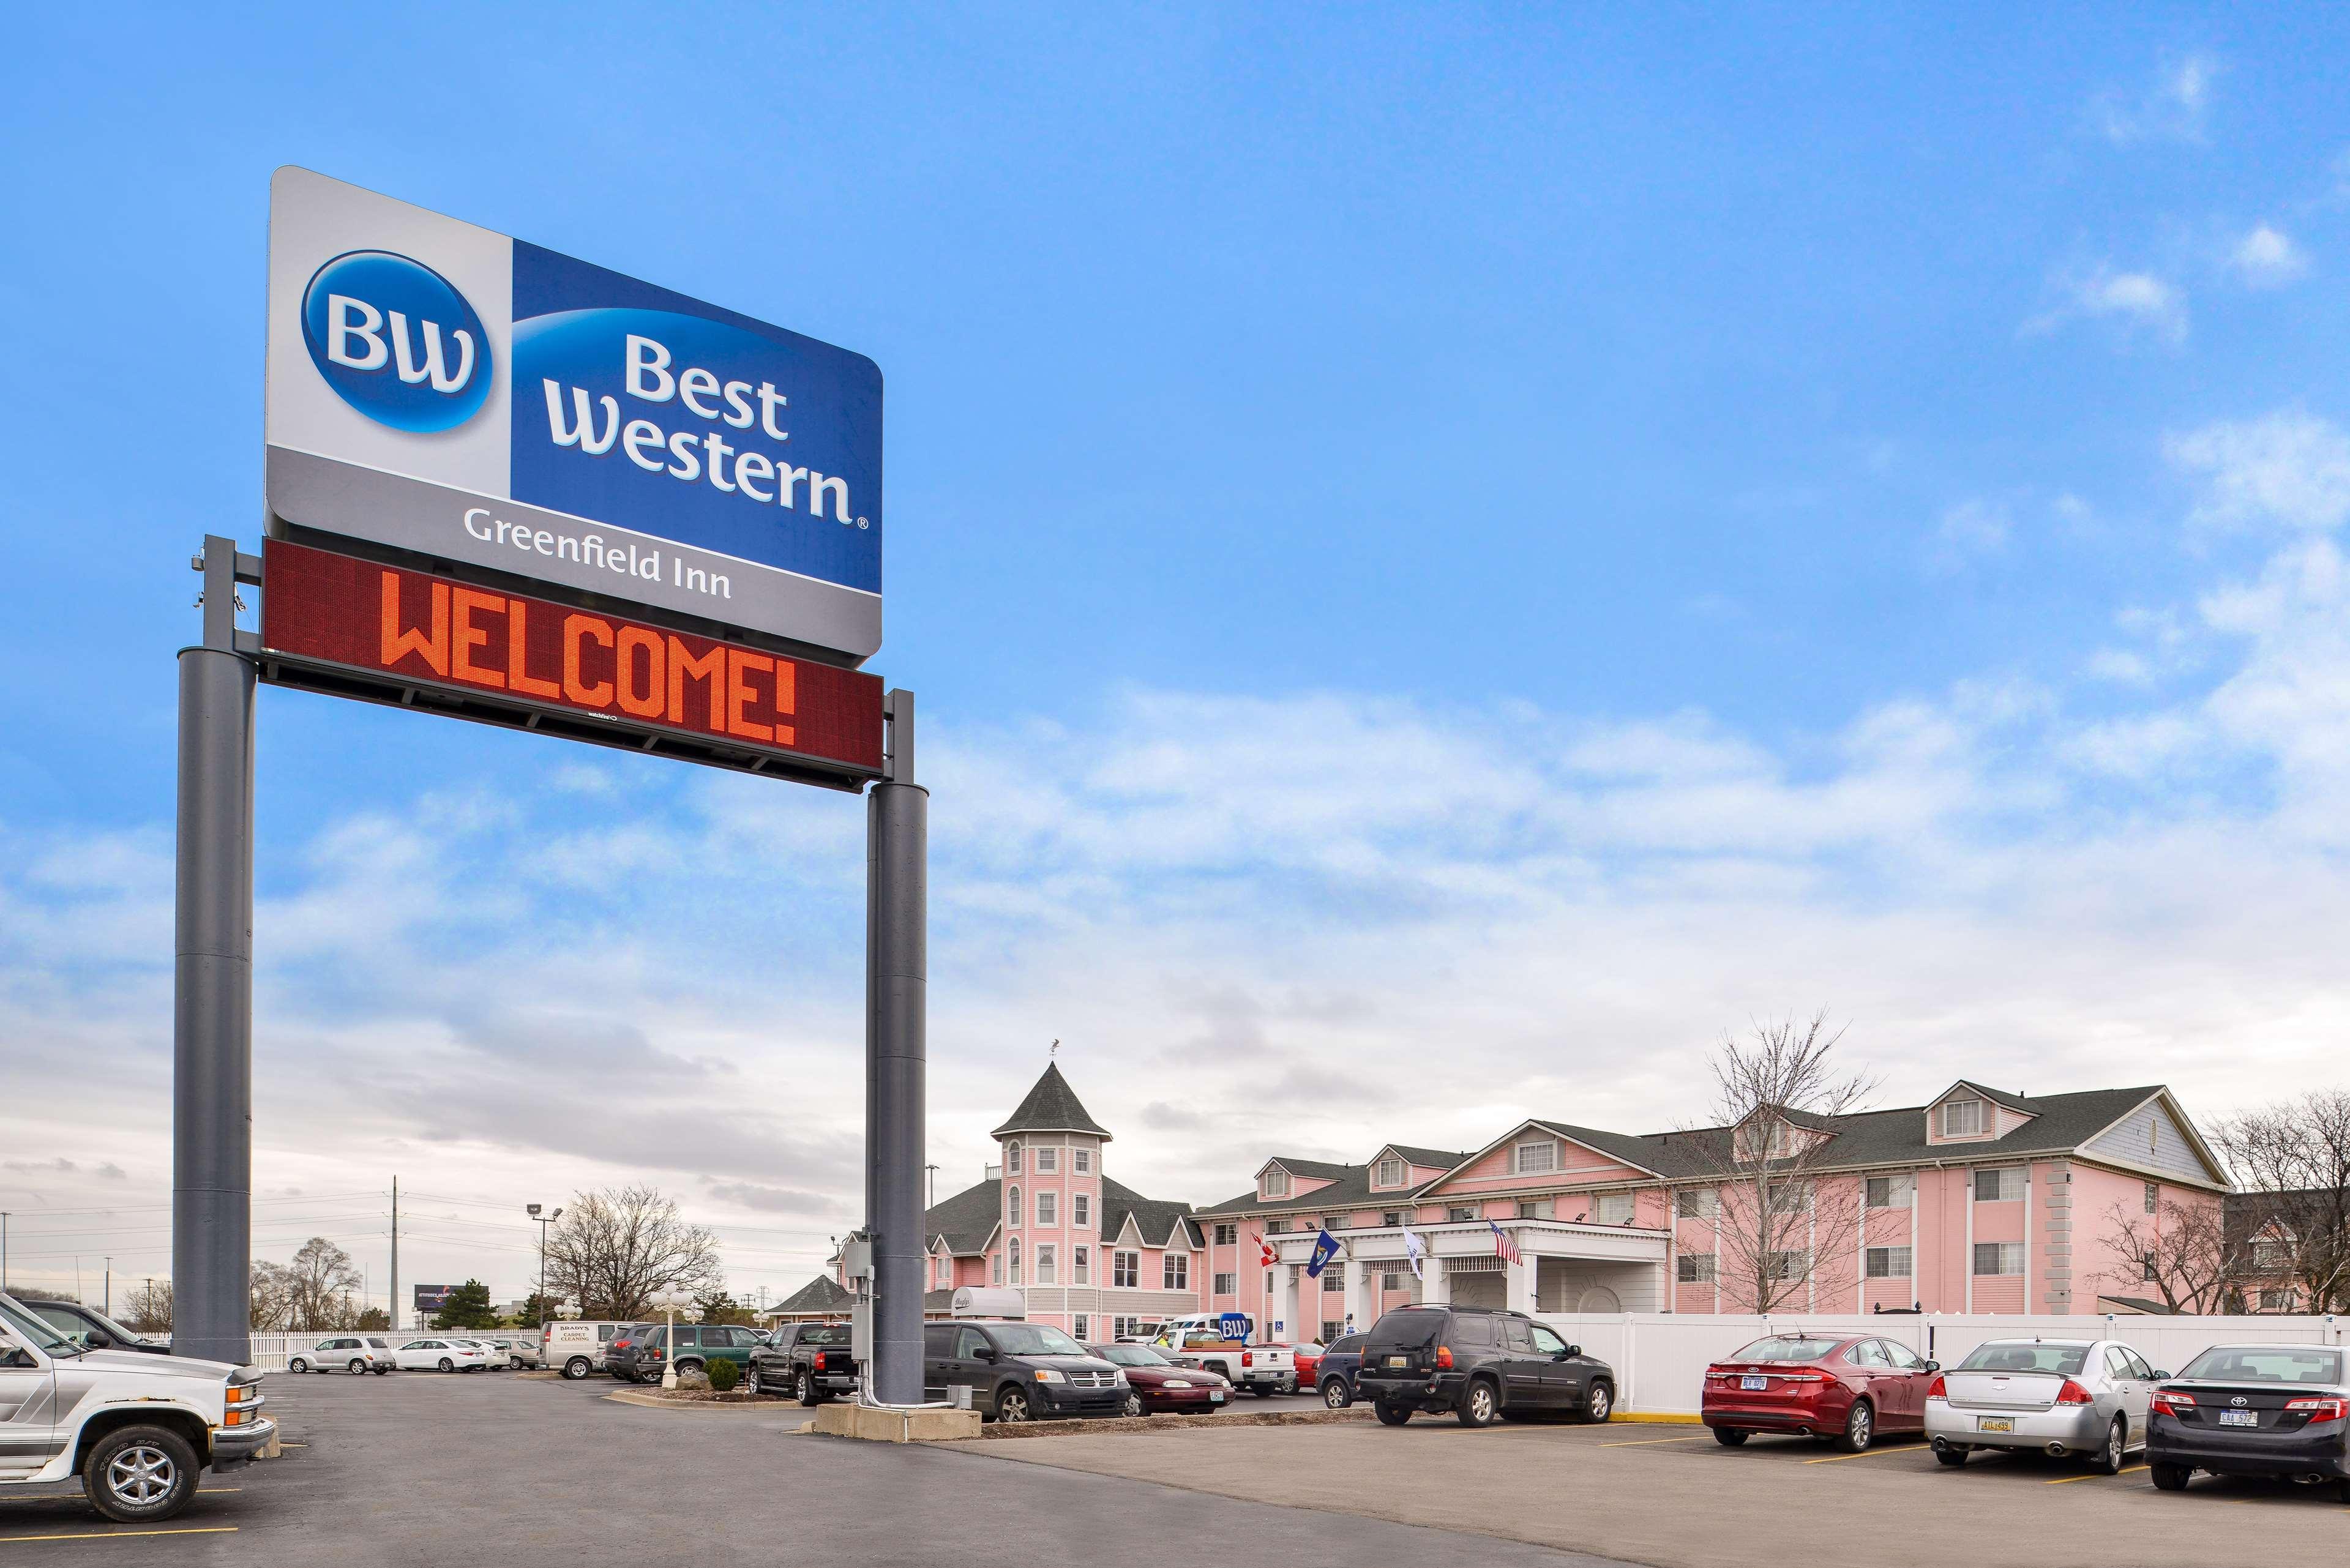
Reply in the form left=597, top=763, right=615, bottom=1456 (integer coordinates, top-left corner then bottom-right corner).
left=992, top=1063, right=1113, bottom=1140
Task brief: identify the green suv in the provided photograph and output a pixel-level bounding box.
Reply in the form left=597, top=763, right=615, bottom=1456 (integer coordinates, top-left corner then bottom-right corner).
left=638, top=1323, right=763, bottom=1379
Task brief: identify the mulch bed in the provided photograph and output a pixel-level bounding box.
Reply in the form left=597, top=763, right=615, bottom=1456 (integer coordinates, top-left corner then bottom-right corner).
left=980, top=1405, right=1374, bottom=1439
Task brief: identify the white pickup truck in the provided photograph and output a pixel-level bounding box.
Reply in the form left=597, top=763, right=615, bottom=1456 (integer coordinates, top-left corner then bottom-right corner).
left=1148, top=1320, right=1295, bottom=1398
left=0, top=1290, right=274, bottom=1523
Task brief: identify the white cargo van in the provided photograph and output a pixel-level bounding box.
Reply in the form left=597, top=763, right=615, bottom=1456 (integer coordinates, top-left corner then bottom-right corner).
left=541, top=1320, right=634, bottom=1379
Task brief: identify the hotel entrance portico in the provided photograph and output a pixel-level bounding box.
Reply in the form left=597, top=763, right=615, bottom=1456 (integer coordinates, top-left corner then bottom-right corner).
left=1265, top=1219, right=1669, bottom=1340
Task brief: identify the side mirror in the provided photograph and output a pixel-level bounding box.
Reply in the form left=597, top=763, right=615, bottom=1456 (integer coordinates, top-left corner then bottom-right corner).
left=84, top=1331, right=113, bottom=1350
left=2150, top=1370, right=2170, bottom=1381
left=975, top=1345, right=997, bottom=1362
left=1565, top=1345, right=1581, bottom=1359
left=1924, top=1361, right=1940, bottom=1373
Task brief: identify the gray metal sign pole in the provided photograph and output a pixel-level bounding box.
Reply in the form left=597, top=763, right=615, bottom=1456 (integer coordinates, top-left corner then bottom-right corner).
left=865, top=690, right=927, bottom=1405
left=173, top=536, right=256, bottom=1364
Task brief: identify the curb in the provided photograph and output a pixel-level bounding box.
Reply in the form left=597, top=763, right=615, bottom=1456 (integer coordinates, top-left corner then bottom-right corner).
left=603, top=1390, right=807, bottom=1414
left=981, top=1406, right=1374, bottom=1439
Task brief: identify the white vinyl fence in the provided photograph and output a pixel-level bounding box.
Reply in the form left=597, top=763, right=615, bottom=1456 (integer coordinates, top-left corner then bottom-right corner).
left=1530, top=1312, right=2350, bottom=1417
left=242, top=1330, right=533, bottom=1372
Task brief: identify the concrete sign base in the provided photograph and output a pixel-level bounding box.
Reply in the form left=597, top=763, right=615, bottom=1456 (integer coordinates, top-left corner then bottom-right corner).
left=810, top=1403, right=981, bottom=1443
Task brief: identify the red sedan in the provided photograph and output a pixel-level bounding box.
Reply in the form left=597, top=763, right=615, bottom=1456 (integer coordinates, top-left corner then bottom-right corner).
left=1701, top=1332, right=1939, bottom=1451
left=1088, top=1343, right=1233, bottom=1416
left=1287, top=1343, right=1323, bottom=1384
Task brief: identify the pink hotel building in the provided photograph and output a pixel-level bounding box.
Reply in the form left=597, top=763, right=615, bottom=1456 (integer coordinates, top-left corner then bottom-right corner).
left=836, top=1065, right=2230, bottom=1343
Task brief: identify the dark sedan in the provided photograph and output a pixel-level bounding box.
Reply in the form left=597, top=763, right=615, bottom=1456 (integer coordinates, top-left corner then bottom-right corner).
left=1088, top=1343, right=1231, bottom=1416
left=2147, top=1342, right=2349, bottom=1503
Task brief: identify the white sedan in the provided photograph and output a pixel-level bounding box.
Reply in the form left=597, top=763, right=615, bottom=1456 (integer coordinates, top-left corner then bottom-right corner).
left=392, top=1337, right=493, bottom=1372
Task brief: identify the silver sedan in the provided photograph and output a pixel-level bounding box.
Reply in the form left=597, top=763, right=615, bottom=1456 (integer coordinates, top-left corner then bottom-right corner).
left=1926, top=1338, right=2166, bottom=1473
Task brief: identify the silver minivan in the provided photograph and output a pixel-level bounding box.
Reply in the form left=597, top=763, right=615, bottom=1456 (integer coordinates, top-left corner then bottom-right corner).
left=1926, top=1337, right=2165, bottom=1473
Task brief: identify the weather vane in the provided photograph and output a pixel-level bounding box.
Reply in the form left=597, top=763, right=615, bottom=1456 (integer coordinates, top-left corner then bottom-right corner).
left=1050, top=1038, right=1060, bottom=1059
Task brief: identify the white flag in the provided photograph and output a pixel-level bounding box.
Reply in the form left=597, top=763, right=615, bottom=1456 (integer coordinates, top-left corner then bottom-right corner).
left=1401, top=1222, right=1426, bottom=1280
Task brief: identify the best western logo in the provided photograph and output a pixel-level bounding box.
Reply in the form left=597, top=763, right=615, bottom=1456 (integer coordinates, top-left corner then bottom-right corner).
left=301, top=250, right=492, bottom=432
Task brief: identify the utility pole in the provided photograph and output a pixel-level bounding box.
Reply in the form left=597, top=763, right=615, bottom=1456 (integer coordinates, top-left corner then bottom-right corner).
left=1, top=1212, right=9, bottom=1293
left=865, top=690, right=927, bottom=1406
left=389, top=1176, right=399, bottom=1334
left=104, top=1258, right=111, bottom=1316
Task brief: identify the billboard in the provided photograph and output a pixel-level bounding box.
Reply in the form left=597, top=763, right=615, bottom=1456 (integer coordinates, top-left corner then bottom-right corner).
left=261, top=540, right=885, bottom=780
left=264, top=168, right=882, bottom=662
left=413, top=1285, right=454, bottom=1312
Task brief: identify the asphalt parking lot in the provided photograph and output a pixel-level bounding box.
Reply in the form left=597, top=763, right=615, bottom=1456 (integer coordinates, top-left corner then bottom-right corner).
left=982, top=1415, right=2350, bottom=1568
left=0, top=1372, right=1614, bottom=1566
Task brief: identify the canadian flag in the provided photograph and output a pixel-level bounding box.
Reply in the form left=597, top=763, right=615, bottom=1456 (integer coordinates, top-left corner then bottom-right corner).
left=1254, top=1232, right=1277, bottom=1267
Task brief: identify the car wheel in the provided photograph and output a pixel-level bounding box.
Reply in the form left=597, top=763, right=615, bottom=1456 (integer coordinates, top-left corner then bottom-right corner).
left=374, top=1366, right=391, bottom=1376
left=678, top=1360, right=704, bottom=1379
left=438, top=1357, right=454, bottom=1372
left=2150, top=1462, right=2191, bottom=1491
left=1123, top=1392, right=1144, bottom=1418
left=998, top=1387, right=1033, bottom=1424
left=746, top=1364, right=763, bottom=1396
left=1712, top=1426, right=1749, bottom=1447
left=1375, top=1401, right=1411, bottom=1426
left=563, top=1356, right=591, bottom=1380
left=1322, top=1378, right=1353, bottom=1410
left=796, top=1370, right=819, bottom=1407
left=1934, top=1445, right=1968, bottom=1467
left=1458, top=1378, right=1500, bottom=1428
left=288, top=1357, right=309, bottom=1374
left=83, top=1425, right=200, bottom=1524
left=1582, top=1380, right=1614, bottom=1424
left=2089, top=1417, right=2125, bottom=1475
left=1836, top=1398, right=1873, bottom=1453
left=348, top=1359, right=367, bottom=1375
left=1249, top=1384, right=1275, bottom=1399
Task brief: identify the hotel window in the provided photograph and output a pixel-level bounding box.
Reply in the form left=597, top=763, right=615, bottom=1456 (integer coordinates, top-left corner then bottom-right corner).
left=1973, top=1168, right=2024, bottom=1202
left=1113, top=1251, right=1140, bottom=1288
left=1865, top=1246, right=1913, bottom=1279
left=1382, top=1210, right=1402, bottom=1226
left=1073, top=1195, right=1090, bottom=1229
left=1320, top=1216, right=1345, bottom=1233
left=1261, top=1168, right=1290, bottom=1198
left=1866, top=1174, right=1914, bottom=1209
left=1767, top=1183, right=1808, bottom=1215
left=992, top=1253, right=1002, bottom=1285
left=1514, top=1140, right=1559, bottom=1175
left=2259, top=1288, right=2293, bottom=1312
left=1940, top=1099, right=1985, bottom=1138
left=1322, top=1268, right=1343, bottom=1294
left=1675, top=1188, right=1718, bottom=1219
left=1213, top=1272, right=1237, bottom=1296
left=1036, top=1148, right=1057, bottom=1173
left=1074, top=1150, right=1090, bottom=1174
left=1009, top=1238, right=1022, bottom=1285
left=1676, top=1255, right=1715, bottom=1285
left=1972, top=1241, right=2024, bottom=1276
left=1446, top=1206, right=1476, bottom=1223
left=1267, top=1219, right=1290, bottom=1234
left=1037, top=1192, right=1057, bottom=1226
left=1007, top=1141, right=1022, bottom=1175
left=1212, top=1223, right=1237, bottom=1245
left=1594, top=1193, right=1634, bottom=1225
left=1516, top=1199, right=1554, bottom=1220
left=1073, top=1247, right=1090, bottom=1285
left=1008, top=1186, right=1022, bottom=1227
left=1071, top=1314, right=1089, bottom=1340
left=1767, top=1249, right=1806, bottom=1281
left=1162, top=1253, right=1189, bottom=1291
left=2144, top=1181, right=2159, bottom=1214
left=1111, top=1316, right=1137, bottom=1338
left=1376, top=1155, right=1403, bottom=1187
left=1382, top=1271, right=1406, bottom=1291
left=1036, top=1245, right=1057, bottom=1285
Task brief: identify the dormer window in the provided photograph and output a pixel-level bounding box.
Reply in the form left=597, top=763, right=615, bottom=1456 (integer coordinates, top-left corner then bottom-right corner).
left=1261, top=1168, right=1290, bottom=1199
left=1738, top=1121, right=1796, bottom=1160
left=1514, top=1140, right=1559, bottom=1175
left=1940, top=1099, right=1985, bottom=1138
left=1375, top=1155, right=1403, bottom=1188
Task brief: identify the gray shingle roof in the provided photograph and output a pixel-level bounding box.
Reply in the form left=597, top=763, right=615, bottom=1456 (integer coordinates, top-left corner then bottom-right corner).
left=926, top=1178, right=1002, bottom=1255
left=992, top=1064, right=1112, bottom=1140
left=1388, top=1144, right=1473, bottom=1170
left=1102, top=1176, right=1200, bottom=1248
left=772, top=1275, right=851, bottom=1315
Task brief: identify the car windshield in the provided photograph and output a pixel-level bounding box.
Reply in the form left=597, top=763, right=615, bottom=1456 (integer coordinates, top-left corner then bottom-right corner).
left=1956, top=1342, right=2091, bottom=1376
left=2180, top=1346, right=2344, bottom=1385
left=989, top=1324, right=1084, bottom=1356
left=0, top=1296, right=75, bottom=1354
left=1727, top=1336, right=1844, bottom=1364
left=1094, top=1345, right=1168, bottom=1367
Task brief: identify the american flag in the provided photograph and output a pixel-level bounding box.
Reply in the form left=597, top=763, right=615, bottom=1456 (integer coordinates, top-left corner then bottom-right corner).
left=1488, top=1220, right=1522, bottom=1265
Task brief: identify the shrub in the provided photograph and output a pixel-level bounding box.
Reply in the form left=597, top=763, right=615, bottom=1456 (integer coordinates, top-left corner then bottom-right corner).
left=705, top=1358, right=740, bottom=1392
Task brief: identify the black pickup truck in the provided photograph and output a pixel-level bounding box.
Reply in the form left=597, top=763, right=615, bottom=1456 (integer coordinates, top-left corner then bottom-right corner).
left=749, top=1321, right=859, bottom=1403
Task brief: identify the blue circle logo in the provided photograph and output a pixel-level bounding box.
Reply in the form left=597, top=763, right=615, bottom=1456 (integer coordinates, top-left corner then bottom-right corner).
left=301, top=250, right=492, bottom=432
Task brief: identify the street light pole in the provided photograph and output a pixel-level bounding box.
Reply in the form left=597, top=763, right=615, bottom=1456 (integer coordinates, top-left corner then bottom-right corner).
left=526, top=1204, right=563, bottom=1332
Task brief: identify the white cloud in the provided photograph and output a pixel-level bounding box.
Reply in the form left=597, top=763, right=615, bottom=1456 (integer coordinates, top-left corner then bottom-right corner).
left=2167, top=409, right=2350, bottom=532
left=1934, top=498, right=2013, bottom=562
left=2027, top=265, right=2188, bottom=345
left=2091, top=54, right=2218, bottom=146
left=2228, top=223, right=2310, bottom=288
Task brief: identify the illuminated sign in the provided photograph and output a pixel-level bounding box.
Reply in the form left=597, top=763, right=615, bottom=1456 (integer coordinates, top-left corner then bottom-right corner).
left=413, top=1285, right=454, bottom=1311
left=261, top=540, right=884, bottom=781
left=264, top=168, right=883, bottom=661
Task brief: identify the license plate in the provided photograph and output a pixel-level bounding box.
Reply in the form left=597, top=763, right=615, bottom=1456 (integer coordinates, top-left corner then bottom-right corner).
left=1741, top=1375, right=1768, bottom=1391
left=2220, top=1410, right=2258, bottom=1428
left=1977, top=1416, right=2013, bottom=1433
left=1388, top=1356, right=1405, bottom=1368
left=1210, top=1391, right=1225, bottom=1403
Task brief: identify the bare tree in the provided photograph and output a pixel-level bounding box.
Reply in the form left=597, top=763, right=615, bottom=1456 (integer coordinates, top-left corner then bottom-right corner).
left=2214, top=1089, right=2350, bottom=1313
left=544, top=1185, right=723, bottom=1320
left=249, top=1260, right=296, bottom=1331
left=2090, top=1198, right=2244, bottom=1313
left=1682, top=1011, right=1879, bottom=1313
left=121, top=1280, right=173, bottom=1335
left=283, top=1237, right=364, bottom=1331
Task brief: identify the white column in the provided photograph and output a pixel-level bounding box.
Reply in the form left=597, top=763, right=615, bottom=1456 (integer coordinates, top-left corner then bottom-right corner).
left=1506, top=1252, right=1536, bottom=1314
left=1272, top=1262, right=1297, bottom=1342
left=1421, top=1255, right=1448, bottom=1306
left=1342, top=1258, right=1370, bottom=1337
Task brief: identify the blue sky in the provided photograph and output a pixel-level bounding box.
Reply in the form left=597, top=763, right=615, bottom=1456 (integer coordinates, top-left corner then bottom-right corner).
left=6, top=7, right=2350, bottom=1309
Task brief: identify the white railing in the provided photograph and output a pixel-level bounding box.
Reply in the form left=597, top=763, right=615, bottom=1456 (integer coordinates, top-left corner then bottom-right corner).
left=1530, top=1310, right=2349, bottom=1417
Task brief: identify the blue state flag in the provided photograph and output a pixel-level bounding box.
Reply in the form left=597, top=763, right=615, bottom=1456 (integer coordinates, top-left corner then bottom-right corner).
left=1305, top=1229, right=1341, bottom=1278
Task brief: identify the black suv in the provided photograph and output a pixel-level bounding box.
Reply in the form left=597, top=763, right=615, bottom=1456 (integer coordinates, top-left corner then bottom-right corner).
left=749, top=1321, right=859, bottom=1404
left=1353, top=1306, right=1614, bottom=1427
left=922, top=1321, right=1127, bottom=1422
